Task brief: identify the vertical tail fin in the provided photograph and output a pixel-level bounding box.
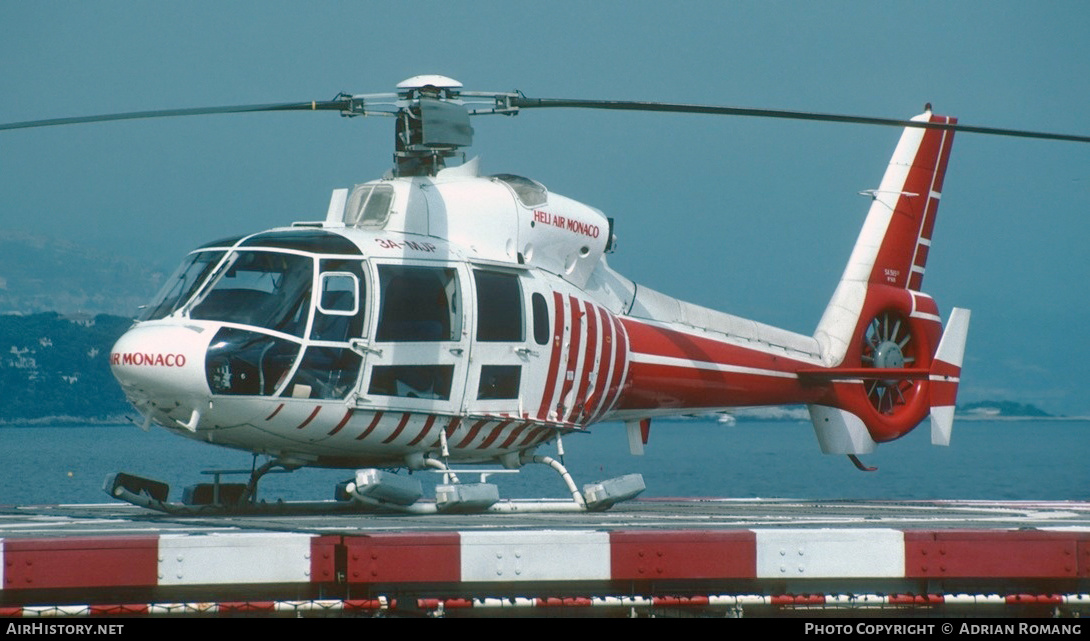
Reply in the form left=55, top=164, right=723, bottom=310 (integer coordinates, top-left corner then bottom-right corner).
left=815, top=109, right=957, bottom=364
left=808, top=110, right=968, bottom=454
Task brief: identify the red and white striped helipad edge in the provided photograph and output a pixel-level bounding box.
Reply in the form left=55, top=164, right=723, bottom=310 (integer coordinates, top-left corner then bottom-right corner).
left=2, top=528, right=1089, bottom=592
left=4, top=593, right=1090, bottom=617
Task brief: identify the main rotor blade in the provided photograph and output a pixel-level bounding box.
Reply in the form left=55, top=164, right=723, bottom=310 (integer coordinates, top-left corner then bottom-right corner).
left=0, top=100, right=354, bottom=131
left=512, top=97, right=1090, bottom=144
left=7, top=92, right=1088, bottom=145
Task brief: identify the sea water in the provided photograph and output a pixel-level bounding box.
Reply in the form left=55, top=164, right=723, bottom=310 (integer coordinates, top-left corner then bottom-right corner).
left=0, top=419, right=1086, bottom=506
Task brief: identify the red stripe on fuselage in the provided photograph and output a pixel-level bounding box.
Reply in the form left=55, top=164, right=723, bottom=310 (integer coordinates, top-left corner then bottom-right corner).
left=570, top=300, right=598, bottom=422
left=356, top=411, right=384, bottom=441
left=456, top=419, right=489, bottom=449
left=295, top=406, right=321, bottom=430
left=520, top=425, right=547, bottom=447
left=584, top=305, right=614, bottom=421
left=594, top=313, right=629, bottom=421
left=265, top=404, right=284, bottom=421
left=382, top=413, right=412, bottom=444
left=408, top=414, right=438, bottom=446
left=445, top=417, right=461, bottom=438
left=537, top=292, right=566, bottom=420
left=556, top=295, right=583, bottom=422
left=429, top=416, right=463, bottom=449
left=477, top=420, right=514, bottom=449
left=527, top=426, right=555, bottom=446
left=329, top=409, right=354, bottom=435
left=500, top=421, right=534, bottom=449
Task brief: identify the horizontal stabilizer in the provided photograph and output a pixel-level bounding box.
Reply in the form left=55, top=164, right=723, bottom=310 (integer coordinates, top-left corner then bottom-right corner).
left=797, top=367, right=929, bottom=381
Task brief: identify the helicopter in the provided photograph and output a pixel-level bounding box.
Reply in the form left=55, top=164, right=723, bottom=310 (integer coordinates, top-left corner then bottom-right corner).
left=5, top=75, right=1086, bottom=514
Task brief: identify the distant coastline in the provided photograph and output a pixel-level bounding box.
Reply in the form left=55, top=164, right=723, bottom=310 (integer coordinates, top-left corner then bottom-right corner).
left=955, top=413, right=1090, bottom=422
left=0, top=415, right=131, bottom=427
left=955, top=400, right=1087, bottom=421
left=706, top=400, right=1088, bottom=424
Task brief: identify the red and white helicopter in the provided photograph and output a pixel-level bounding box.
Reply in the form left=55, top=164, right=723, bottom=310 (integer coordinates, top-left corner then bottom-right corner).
left=6, top=75, right=1084, bottom=513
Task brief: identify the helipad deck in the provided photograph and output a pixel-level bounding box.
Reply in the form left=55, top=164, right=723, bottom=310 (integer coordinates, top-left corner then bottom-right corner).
left=2, top=499, right=1089, bottom=617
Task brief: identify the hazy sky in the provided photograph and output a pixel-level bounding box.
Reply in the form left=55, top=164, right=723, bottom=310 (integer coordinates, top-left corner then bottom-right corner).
left=2, top=2, right=1088, bottom=414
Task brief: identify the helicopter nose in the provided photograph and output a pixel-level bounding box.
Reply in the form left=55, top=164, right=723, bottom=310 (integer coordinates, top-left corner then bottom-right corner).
left=110, top=323, right=212, bottom=402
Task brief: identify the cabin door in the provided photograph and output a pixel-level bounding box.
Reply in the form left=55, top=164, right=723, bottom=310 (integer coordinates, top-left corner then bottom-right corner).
left=353, top=261, right=470, bottom=415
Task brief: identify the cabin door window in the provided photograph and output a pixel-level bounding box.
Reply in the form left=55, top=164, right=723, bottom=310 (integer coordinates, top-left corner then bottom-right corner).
left=358, top=263, right=468, bottom=412
left=463, top=273, right=557, bottom=421
left=469, top=270, right=524, bottom=403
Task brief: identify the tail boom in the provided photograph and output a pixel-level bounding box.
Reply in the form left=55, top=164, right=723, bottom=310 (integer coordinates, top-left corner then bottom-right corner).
left=607, top=109, right=969, bottom=459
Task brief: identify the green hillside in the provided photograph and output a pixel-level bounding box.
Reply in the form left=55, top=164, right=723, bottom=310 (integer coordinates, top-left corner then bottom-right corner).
left=0, top=312, right=133, bottom=423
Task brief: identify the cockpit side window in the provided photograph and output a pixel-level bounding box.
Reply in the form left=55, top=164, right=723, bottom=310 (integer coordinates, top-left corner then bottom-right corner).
left=375, top=265, right=460, bottom=342
left=311, top=259, right=366, bottom=342
left=318, top=273, right=358, bottom=314
left=190, top=251, right=313, bottom=337
left=206, top=327, right=299, bottom=396
left=286, top=346, right=362, bottom=400
left=140, top=250, right=225, bottom=321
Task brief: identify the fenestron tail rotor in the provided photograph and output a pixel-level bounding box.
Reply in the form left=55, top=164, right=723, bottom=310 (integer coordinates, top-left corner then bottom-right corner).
left=861, top=310, right=917, bottom=415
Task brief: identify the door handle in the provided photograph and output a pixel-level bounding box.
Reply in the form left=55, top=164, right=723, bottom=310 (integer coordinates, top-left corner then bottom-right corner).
left=349, top=339, right=383, bottom=357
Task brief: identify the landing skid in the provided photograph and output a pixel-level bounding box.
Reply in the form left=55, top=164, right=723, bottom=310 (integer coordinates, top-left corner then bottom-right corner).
left=103, top=453, right=645, bottom=516
left=103, top=471, right=361, bottom=516
left=344, top=459, right=645, bottom=514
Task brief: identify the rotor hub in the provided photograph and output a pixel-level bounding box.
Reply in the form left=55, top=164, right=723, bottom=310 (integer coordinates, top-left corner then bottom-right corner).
left=872, top=340, right=905, bottom=369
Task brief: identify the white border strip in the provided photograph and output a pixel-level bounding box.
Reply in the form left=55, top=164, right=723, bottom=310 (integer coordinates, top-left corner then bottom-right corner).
left=630, top=352, right=798, bottom=379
